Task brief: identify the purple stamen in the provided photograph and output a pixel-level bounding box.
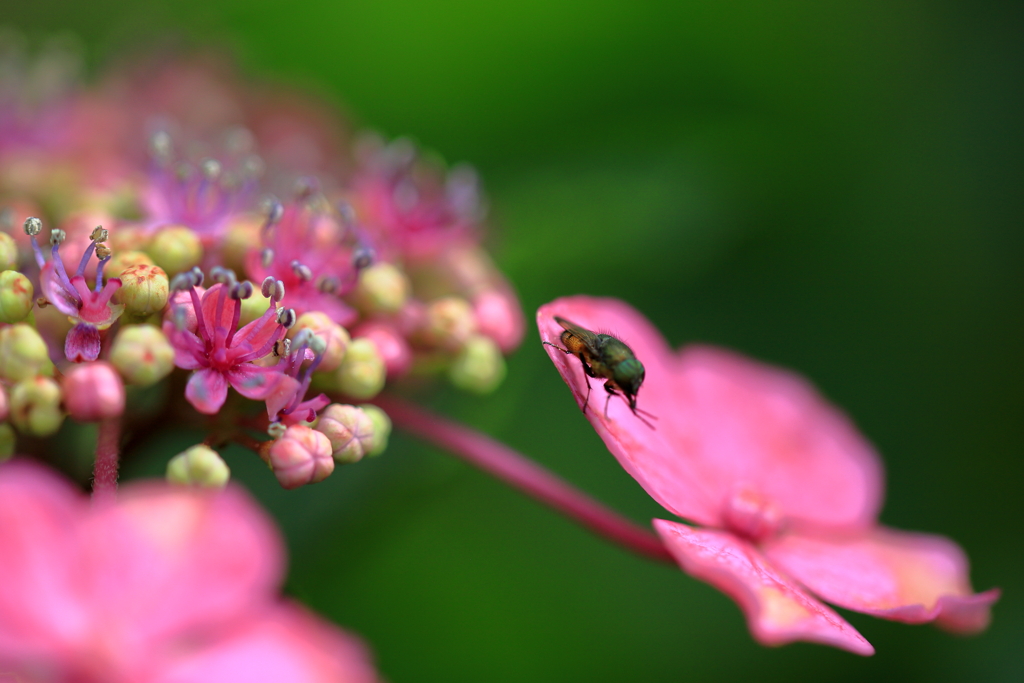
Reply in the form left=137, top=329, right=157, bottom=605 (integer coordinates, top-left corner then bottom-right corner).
left=94, top=255, right=109, bottom=293
left=50, top=242, right=83, bottom=308
left=76, top=240, right=98, bottom=277
left=28, top=234, right=46, bottom=268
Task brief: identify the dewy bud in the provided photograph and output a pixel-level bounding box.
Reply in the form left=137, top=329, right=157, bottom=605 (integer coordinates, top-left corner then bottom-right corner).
left=109, top=325, right=175, bottom=386
left=166, top=444, right=231, bottom=488
left=315, top=403, right=374, bottom=464
left=419, top=296, right=477, bottom=350
left=9, top=376, right=64, bottom=437
left=352, top=262, right=410, bottom=315
left=267, top=424, right=334, bottom=489
left=0, top=271, right=34, bottom=323
left=360, top=404, right=392, bottom=457
left=448, top=334, right=506, bottom=394
left=288, top=311, right=350, bottom=372
left=335, top=338, right=386, bottom=400
left=146, top=225, right=203, bottom=275
left=0, top=324, right=53, bottom=382
left=62, top=361, right=126, bottom=422
left=117, top=263, right=170, bottom=316
left=105, top=250, right=155, bottom=278
left=0, top=423, right=14, bottom=462
left=0, top=232, right=17, bottom=270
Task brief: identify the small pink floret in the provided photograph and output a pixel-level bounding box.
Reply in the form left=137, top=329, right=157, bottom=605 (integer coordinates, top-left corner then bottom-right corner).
left=268, top=424, right=334, bottom=489
left=538, top=296, right=999, bottom=654
left=62, top=361, right=126, bottom=422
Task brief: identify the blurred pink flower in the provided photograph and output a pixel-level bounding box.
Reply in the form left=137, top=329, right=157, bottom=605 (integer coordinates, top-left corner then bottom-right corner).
left=0, top=459, right=378, bottom=682
left=539, top=296, right=999, bottom=655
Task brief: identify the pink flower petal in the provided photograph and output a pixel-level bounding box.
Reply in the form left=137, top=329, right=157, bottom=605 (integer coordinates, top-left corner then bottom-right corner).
left=200, top=283, right=237, bottom=344
left=0, top=460, right=87, bottom=660
left=185, top=368, right=229, bottom=414
left=538, top=297, right=883, bottom=533
left=763, top=528, right=1000, bottom=633
left=80, top=483, right=286, bottom=648
left=151, top=603, right=378, bottom=683
left=227, top=363, right=281, bottom=401
left=39, top=261, right=80, bottom=317
left=65, top=322, right=101, bottom=362
left=653, top=519, right=874, bottom=655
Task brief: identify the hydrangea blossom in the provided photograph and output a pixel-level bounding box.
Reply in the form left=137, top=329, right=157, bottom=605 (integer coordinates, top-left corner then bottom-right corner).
left=539, top=296, right=999, bottom=655
left=0, top=458, right=378, bottom=682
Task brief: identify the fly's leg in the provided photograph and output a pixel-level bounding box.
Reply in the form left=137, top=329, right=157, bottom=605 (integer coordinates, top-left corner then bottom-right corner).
left=602, top=382, right=621, bottom=419
left=579, top=352, right=597, bottom=413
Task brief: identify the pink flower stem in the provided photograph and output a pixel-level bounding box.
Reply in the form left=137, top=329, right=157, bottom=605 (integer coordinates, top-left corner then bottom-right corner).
left=375, top=396, right=675, bottom=564
left=92, top=417, right=121, bottom=501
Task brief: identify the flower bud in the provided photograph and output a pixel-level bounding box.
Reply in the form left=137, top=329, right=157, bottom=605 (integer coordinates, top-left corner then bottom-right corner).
left=351, top=321, right=412, bottom=378
left=166, top=444, right=231, bottom=488
left=335, top=338, right=386, bottom=400
left=0, top=324, right=52, bottom=382
left=360, top=404, right=392, bottom=457
left=9, top=376, right=64, bottom=437
left=109, top=325, right=175, bottom=386
left=146, top=225, right=203, bottom=275
left=117, top=264, right=170, bottom=317
left=267, top=424, right=334, bottom=489
left=473, top=289, right=524, bottom=353
left=105, top=250, right=155, bottom=278
left=108, top=225, right=152, bottom=253
left=0, top=423, right=14, bottom=461
left=238, top=287, right=271, bottom=325
left=0, top=384, right=7, bottom=421
left=419, top=296, right=476, bottom=350
left=315, top=403, right=374, bottom=464
left=163, top=287, right=205, bottom=333
left=448, top=334, right=506, bottom=394
left=221, top=214, right=262, bottom=273
left=0, top=271, right=34, bottom=323
left=289, top=312, right=350, bottom=372
left=62, top=361, right=126, bottom=422
left=0, top=232, right=17, bottom=270
left=352, top=262, right=409, bottom=315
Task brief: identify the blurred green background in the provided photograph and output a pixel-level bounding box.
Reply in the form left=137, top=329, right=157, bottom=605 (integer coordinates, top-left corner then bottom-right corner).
left=9, top=1, right=1022, bottom=681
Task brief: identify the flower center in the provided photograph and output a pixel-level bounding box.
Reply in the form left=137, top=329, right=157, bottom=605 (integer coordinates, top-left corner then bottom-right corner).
left=722, top=485, right=782, bottom=543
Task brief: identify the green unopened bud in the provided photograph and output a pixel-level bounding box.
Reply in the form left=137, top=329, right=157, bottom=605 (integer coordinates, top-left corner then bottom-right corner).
left=146, top=225, right=203, bottom=275
left=336, top=338, right=386, bottom=399
left=448, top=334, right=506, bottom=394
left=166, top=445, right=231, bottom=488
left=109, top=225, right=152, bottom=253
left=117, top=264, right=169, bottom=316
left=315, top=403, right=375, bottom=464
left=419, top=296, right=476, bottom=350
left=0, top=423, right=14, bottom=461
left=352, top=262, right=409, bottom=315
left=221, top=214, right=262, bottom=273
left=360, top=404, right=392, bottom=457
left=105, top=250, right=155, bottom=278
left=0, top=271, right=34, bottom=323
left=0, top=232, right=17, bottom=270
left=0, top=324, right=52, bottom=381
left=289, top=311, right=350, bottom=372
left=9, top=376, right=63, bottom=437
left=109, top=325, right=175, bottom=386
left=239, top=288, right=271, bottom=325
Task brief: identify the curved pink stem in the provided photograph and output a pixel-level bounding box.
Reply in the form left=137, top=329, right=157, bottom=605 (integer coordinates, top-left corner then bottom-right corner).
left=375, top=396, right=674, bottom=564
left=92, top=417, right=121, bottom=502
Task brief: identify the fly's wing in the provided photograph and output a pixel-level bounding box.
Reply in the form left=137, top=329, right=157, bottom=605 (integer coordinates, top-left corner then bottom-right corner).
left=554, top=316, right=603, bottom=357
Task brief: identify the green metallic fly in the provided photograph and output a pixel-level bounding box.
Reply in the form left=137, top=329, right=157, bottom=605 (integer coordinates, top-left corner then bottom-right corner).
left=544, top=315, right=656, bottom=429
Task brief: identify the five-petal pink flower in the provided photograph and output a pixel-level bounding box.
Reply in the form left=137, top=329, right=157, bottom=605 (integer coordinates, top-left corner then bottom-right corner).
left=0, top=459, right=378, bottom=682
left=539, top=296, right=999, bottom=655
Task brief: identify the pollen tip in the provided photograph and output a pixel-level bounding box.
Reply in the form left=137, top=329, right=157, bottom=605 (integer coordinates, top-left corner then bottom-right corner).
left=23, top=216, right=42, bottom=236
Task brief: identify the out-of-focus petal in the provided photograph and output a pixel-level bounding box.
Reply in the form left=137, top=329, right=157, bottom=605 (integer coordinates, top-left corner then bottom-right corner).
left=653, top=519, right=874, bottom=656
left=185, top=368, right=229, bottom=414
left=538, top=297, right=884, bottom=533
left=763, top=528, right=1000, bottom=633
left=152, top=603, right=378, bottom=683
left=80, top=483, right=286, bottom=648
left=0, top=460, right=87, bottom=661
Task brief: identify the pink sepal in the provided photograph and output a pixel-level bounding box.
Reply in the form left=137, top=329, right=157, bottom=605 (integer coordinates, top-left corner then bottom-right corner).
left=763, top=528, right=999, bottom=633
left=653, top=519, right=874, bottom=656
left=227, top=363, right=281, bottom=401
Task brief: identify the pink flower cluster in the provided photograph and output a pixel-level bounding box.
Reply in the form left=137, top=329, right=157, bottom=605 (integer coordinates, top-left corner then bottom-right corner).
left=0, top=459, right=377, bottom=682
left=539, top=296, right=999, bottom=654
